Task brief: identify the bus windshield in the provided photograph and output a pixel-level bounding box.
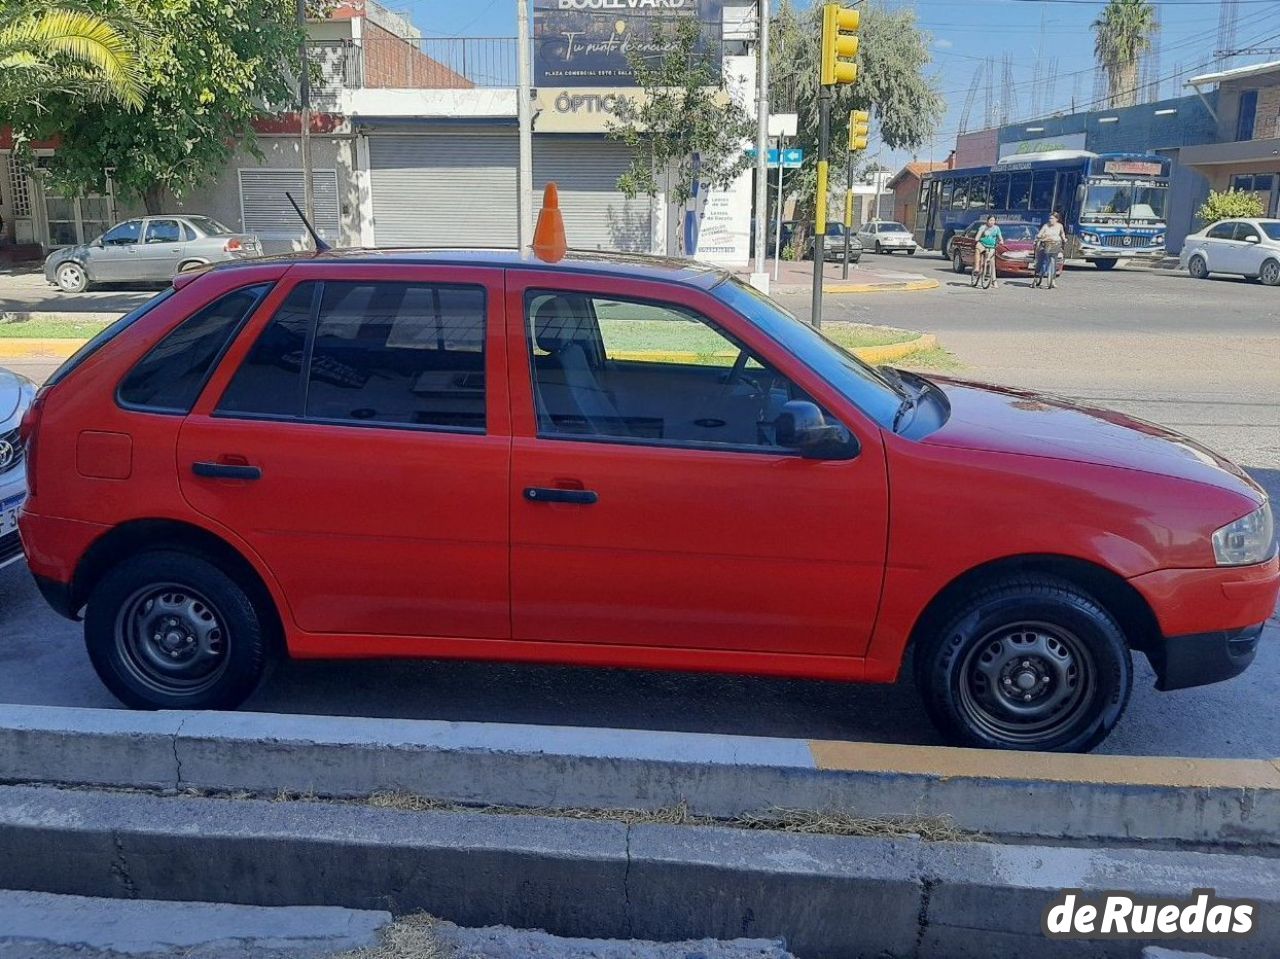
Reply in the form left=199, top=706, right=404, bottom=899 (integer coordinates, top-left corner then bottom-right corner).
left=1082, top=181, right=1167, bottom=223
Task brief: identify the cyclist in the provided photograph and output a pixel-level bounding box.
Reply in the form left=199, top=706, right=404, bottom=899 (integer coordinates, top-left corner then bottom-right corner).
left=1034, top=211, right=1066, bottom=289
left=974, top=216, right=1003, bottom=287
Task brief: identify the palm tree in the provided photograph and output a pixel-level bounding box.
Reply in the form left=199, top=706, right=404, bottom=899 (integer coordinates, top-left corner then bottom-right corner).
left=0, top=3, right=146, bottom=112
left=1092, top=0, right=1158, bottom=108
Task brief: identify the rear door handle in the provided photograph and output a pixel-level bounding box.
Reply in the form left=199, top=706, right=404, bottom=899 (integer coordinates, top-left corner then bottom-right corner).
left=524, top=487, right=597, bottom=505
left=192, top=461, right=261, bottom=481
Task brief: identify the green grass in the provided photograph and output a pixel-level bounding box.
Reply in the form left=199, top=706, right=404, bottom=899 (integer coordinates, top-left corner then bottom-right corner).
left=897, top=346, right=963, bottom=373
left=0, top=317, right=112, bottom=338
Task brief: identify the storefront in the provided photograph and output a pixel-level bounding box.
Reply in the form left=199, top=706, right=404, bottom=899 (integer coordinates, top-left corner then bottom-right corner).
left=1, top=152, right=116, bottom=249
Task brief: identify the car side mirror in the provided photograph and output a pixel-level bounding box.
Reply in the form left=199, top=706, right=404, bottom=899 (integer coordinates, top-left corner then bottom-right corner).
left=1245, top=234, right=1260, bottom=243
left=776, top=400, right=859, bottom=460
left=91, top=239, right=103, bottom=248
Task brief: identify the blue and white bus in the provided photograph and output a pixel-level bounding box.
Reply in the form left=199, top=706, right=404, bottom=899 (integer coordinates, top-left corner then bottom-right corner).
left=915, top=151, right=1171, bottom=270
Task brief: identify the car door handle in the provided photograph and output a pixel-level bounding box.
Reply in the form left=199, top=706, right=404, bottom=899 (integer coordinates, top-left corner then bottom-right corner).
left=192, top=461, right=261, bottom=480
left=524, top=487, right=597, bottom=505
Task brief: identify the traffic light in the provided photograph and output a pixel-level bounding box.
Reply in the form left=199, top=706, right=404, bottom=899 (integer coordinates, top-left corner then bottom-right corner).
left=820, top=3, right=861, bottom=87
left=849, top=109, right=870, bottom=151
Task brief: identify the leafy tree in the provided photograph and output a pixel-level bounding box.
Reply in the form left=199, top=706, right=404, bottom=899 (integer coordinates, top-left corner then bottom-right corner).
left=1092, top=0, right=1158, bottom=108
left=1196, top=189, right=1264, bottom=225
left=7, top=0, right=317, bottom=213
left=0, top=2, right=146, bottom=112
left=770, top=0, right=943, bottom=233
left=607, top=17, right=755, bottom=208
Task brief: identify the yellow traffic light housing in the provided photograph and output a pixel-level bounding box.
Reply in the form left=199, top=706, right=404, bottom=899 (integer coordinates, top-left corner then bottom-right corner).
left=820, top=4, right=861, bottom=87
left=849, top=109, right=870, bottom=151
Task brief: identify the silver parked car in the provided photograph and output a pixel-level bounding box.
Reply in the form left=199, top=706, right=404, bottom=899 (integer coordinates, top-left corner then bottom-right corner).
left=857, top=220, right=918, bottom=255
left=1179, top=218, right=1280, bottom=285
left=44, top=215, right=262, bottom=293
left=0, top=367, right=36, bottom=571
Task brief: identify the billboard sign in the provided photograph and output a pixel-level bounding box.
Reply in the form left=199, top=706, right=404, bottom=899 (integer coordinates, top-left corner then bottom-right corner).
left=534, top=0, right=723, bottom=87
left=998, top=132, right=1087, bottom=159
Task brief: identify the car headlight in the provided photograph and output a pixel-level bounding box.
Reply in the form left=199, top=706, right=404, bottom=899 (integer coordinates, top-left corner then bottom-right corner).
left=1212, top=502, right=1275, bottom=566
left=1081, top=232, right=1099, bottom=244
left=1153, top=234, right=1165, bottom=246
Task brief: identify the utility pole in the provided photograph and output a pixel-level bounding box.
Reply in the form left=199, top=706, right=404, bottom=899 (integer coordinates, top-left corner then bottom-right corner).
left=752, top=0, right=770, bottom=286
left=297, top=0, right=315, bottom=239
left=516, top=0, right=534, bottom=248
left=811, top=85, right=830, bottom=329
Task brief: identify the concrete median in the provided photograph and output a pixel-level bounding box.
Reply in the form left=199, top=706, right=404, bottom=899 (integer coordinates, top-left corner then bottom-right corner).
left=0, top=705, right=1276, bottom=850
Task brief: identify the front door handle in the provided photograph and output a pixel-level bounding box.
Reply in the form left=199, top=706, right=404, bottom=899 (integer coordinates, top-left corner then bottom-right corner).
left=524, top=487, right=597, bottom=505
left=193, top=461, right=261, bottom=481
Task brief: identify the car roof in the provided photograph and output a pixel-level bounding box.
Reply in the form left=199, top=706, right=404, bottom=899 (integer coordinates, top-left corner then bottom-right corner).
left=176, top=247, right=733, bottom=291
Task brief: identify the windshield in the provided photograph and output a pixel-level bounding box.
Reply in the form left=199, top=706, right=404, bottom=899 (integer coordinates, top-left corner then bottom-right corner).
left=1261, top=222, right=1280, bottom=241
left=880, top=222, right=909, bottom=233
left=1082, top=181, right=1167, bottom=223
left=996, top=224, right=1036, bottom=241
left=825, top=224, right=845, bottom=236
left=713, top=276, right=905, bottom=429
left=185, top=215, right=235, bottom=235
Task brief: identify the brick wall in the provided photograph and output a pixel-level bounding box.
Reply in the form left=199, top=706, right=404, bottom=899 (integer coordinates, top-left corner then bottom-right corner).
left=1216, top=72, right=1280, bottom=141
left=362, top=21, right=473, bottom=89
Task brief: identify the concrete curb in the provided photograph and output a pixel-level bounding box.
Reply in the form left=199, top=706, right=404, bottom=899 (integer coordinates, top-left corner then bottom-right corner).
left=0, top=338, right=82, bottom=360
left=1, top=706, right=1277, bottom=849
left=0, top=785, right=1275, bottom=959
left=604, top=332, right=937, bottom=367
left=0, top=889, right=390, bottom=957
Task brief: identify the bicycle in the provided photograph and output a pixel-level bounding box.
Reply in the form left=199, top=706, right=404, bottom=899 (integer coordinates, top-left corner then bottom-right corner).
left=971, top=246, right=998, bottom=290
left=1032, top=241, right=1061, bottom=289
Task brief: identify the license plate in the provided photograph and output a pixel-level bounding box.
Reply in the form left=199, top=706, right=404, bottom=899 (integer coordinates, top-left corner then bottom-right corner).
left=1, top=494, right=26, bottom=535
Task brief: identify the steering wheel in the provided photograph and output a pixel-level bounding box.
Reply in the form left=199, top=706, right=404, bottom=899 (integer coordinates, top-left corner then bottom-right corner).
left=718, top=348, right=754, bottom=399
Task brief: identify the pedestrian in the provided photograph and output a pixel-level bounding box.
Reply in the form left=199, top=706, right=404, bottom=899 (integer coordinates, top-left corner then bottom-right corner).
left=1035, top=211, right=1066, bottom=289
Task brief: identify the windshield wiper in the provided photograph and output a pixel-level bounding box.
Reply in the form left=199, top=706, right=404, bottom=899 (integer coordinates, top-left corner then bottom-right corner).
left=879, top=365, right=920, bottom=432
left=892, top=392, right=917, bottom=433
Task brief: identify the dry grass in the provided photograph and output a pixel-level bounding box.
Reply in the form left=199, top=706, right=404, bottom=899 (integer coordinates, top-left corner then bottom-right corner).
left=333, top=913, right=453, bottom=959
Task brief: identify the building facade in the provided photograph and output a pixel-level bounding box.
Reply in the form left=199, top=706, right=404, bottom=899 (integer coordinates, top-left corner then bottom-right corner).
left=1, top=0, right=761, bottom=266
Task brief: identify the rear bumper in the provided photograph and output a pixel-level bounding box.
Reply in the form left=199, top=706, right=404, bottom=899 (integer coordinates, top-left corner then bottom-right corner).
left=1130, top=554, right=1279, bottom=691
left=32, top=571, right=79, bottom=620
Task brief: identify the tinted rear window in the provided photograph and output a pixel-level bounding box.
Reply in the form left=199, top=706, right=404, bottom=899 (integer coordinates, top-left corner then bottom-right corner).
left=45, top=289, right=176, bottom=389
left=117, top=284, right=270, bottom=412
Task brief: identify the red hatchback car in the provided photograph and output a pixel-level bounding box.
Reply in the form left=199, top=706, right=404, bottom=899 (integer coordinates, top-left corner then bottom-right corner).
left=19, top=250, right=1278, bottom=752
left=950, top=220, right=1061, bottom=278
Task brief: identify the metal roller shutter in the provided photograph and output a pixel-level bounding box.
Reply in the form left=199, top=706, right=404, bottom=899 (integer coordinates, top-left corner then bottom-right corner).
left=238, top=169, right=341, bottom=248
left=369, top=133, right=518, bottom=247
left=534, top=139, right=652, bottom=253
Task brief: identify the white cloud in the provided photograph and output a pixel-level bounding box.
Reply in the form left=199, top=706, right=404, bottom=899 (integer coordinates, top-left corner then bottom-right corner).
left=934, top=38, right=953, bottom=49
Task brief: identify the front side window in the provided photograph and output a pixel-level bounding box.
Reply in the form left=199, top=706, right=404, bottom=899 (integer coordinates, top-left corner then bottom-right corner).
left=144, top=219, right=182, bottom=244
left=526, top=290, right=843, bottom=452
left=118, top=284, right=269, bottom=412
left=102, top=220, right=141, bottom=245
left=1233, top=223, right=1261, bottom=242
left=218, top=280, right=487, bottom=431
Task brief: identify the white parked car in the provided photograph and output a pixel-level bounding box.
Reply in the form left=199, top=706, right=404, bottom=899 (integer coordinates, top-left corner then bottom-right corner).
left=856, top=220, right=918, bottom=255
left=0, top=367, right=36, bottom=570
left=1179, top=218, right=1280, bottom=285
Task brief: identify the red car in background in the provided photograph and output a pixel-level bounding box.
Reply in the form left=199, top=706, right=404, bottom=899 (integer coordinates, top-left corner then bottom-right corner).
left=17, top=248, right=1278, bottom=753
left=951, top=220, right=1062, bottom=278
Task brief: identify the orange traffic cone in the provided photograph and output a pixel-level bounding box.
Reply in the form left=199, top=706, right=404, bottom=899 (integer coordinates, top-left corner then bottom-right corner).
left=532, top=182, right=567, bottom=263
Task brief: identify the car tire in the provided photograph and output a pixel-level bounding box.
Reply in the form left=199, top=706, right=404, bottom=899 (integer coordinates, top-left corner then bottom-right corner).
left=1188, top=255, right=1210, bottom=280
left=874, top=242, right=883, bottom=254
left=952, top=250, right=965, bottom=274
left=55, top=261, right=89, bottom=293
left=1260, top=258, right=1280, bottom=286
left=907, top=248, right=916, bottom=255
left=914, top=575, right=1132, bottom=752
left=84, top=550, right=272, bottom=711
left=1093, top=259, right=1118, bottom=271
left=942, top=234, right=954, bottom=260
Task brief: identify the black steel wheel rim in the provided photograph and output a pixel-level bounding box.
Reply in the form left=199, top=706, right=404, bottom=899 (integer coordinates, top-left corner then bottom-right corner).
left=114, top=583, right=230, bottom=695
left=956, top=621, right=1096, bottom=746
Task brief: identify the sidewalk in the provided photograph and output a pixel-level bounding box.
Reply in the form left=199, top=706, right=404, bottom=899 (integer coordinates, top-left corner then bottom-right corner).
left=738, top=257, right=938, bottom=295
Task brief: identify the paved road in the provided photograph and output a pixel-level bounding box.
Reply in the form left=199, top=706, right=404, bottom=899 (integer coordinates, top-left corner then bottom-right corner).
left=0, top=261, right=1276, bottom=758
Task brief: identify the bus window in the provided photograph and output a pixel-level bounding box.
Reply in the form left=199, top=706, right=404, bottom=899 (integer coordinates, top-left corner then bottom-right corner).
left=940, top=180, right=954, bottom=214
left=1031, top=172, right=1055, bottom=211
left=951, top=178, right=969, bottom=211
left=968, top=175, right=990, bottom=210
left=989, top=172, right=1010, bottom=210
left=1009, top=172, right=1032, bottom=210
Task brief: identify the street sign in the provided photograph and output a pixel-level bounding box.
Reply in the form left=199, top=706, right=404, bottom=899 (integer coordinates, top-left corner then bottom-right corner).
left=745, top=148, right=805, bottom=169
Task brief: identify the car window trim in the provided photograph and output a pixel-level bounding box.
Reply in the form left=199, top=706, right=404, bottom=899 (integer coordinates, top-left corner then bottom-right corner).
left=521, top=286, right=848, bottom=458
left=114, top=281, right=274, bottom=417
left=212, top=277, right=490, bottom=434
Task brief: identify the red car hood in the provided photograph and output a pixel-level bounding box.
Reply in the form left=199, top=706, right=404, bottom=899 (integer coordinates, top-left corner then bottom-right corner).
left=919, top=377, right=1263, bottom=500
left=998, top=239, right=1036, bottom=253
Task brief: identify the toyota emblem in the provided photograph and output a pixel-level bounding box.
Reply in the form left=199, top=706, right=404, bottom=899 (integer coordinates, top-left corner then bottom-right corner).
left=0, top=440, right=13, bottom=470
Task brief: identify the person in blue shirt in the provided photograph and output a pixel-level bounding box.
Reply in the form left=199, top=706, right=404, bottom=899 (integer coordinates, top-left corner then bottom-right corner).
left=975, top=215, right=1003, bottom=285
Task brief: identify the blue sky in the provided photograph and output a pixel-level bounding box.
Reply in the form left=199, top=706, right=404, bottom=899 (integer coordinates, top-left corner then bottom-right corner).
left=385, top=0, right=1280, bottom=168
